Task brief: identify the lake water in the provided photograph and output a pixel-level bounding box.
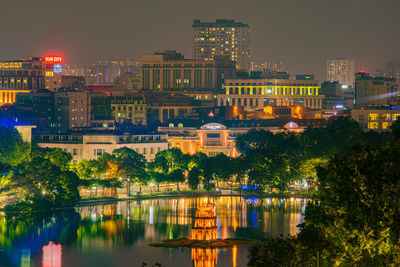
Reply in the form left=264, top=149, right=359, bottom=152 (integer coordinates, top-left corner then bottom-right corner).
left=0, top=196, right=308, bottom=267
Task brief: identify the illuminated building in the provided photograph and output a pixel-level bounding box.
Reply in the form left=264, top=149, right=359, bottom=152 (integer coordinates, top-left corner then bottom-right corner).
left=192, top=19, right=250, bottom=71
left=0, top=57, right=44, bottom=106
left=111, top=94, right=147, bottom=125
left=351, top=108, right=400, bottom=131
left=327, top=58, right=355, bottom=87
left=140, top=50, right=236, bottom=93
left=354, top=72, right=399, bottom=107
left=218, top=75, right=323, bottom=113
left=190, top=198, right=218, bottom=267
left=13, top=90, right=114, bottom=133
left=159, top=121, right=307, bottom=157
left=159, top=122, right=238, bottom=157
left=35, top=133, right=168, bottom=162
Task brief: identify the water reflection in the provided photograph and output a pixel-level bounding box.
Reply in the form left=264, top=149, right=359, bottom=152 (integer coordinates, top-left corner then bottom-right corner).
left=0, top=196, right=308, bottom=267
left=190, top=198, right=218, bottom=267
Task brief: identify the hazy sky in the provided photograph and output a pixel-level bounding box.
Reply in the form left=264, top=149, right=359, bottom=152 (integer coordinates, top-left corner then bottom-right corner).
left=1, top=0, right=400, bottom=81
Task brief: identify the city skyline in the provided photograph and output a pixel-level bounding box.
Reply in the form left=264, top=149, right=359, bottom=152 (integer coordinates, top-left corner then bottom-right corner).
left=1, top=0, right=400, bottom=81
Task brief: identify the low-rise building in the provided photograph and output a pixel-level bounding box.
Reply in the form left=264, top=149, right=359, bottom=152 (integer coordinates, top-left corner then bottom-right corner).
left=34, top=133, right=169, bottom=162
left=111, top=95, right=147, bottom=125
left=355, top=72, right=399, bottom=107
left=218, top=75, right=323, bottom=113
left=158, top=121, right=307, bottom=157
left=351, top=108, right=400, bottom=131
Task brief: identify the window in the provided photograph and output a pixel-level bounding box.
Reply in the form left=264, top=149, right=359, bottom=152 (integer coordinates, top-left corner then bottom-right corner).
left=368, top=122, right=379, bottom=129
left=94, top=149, right=105, bottom=156
left=207, top=133, right=221, bottom=138
left=382, top=122, right=390, bottom=129
left=72, top=148, right=78, bottom=155
left=368, top=113, right=379, bottom=121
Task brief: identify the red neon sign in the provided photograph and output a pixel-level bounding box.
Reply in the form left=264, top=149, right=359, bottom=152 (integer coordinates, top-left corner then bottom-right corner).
left=43, top=56, right=63, bottom=63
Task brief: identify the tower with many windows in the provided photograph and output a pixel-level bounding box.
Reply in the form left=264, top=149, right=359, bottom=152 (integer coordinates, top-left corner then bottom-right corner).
left=192, top=19, right=250, bottom=71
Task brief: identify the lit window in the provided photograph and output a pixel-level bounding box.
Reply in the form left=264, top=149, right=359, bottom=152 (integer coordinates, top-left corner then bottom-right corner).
left=368, top=113, right=379, bottom=121
left=382, top=122, right=390, bottom=129
left=368, top=122, right=379, bottom=129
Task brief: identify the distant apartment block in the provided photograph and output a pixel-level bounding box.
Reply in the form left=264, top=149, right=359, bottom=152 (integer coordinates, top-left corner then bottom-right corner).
left=327, top=58, right=355, bottom=87
left=192, top=19, right=250, bottom=70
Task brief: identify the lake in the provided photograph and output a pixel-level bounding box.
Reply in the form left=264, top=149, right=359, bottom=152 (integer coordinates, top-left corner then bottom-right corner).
left=0, top=196, right=308, bottom=267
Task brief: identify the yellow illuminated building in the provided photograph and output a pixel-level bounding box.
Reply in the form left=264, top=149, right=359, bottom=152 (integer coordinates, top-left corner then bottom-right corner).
left=351, top=108, right=400, bottom=131
left=218, top=76, right=323, bottom=112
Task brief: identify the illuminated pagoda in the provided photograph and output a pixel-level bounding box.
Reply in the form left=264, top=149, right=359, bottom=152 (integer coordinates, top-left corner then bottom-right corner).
left=190, top=198, right=218, bottom=267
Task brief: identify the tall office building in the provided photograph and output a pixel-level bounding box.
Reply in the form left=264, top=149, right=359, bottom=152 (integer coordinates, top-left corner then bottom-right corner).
left=192, top=19, right=250, bottom=71
left=327, top=58, right=355, bottom=86
left=386, top=61, right=400, bottom=82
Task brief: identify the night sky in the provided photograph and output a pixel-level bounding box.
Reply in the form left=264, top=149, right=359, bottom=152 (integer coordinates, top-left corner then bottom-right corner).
left=1, top=0, right=400, bottom=81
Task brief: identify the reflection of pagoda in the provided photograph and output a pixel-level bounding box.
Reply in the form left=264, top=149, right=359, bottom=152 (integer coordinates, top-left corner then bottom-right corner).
left=190, top=198, right=218, bottom=267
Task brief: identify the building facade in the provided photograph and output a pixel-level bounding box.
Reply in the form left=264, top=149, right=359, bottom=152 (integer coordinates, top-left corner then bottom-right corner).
left=158, top=121, right=306, bottom=158
left=217, top=75, right=323, bottom=111
left=110, top=94, right=147, bottom=125
left=35, top=133, right=168, bottom=162
left=327, top=58, right=355, bottom=87
left=0, top=58, right=45, bottom=106
left=351, top=108, right=400, bottom=131
left=159, top=123, right=238, bottom=157
left=355, top=72, right=399, bottom=108
left=140, top=51, right=236, bottom=93
left=192, top=19, right=250, bottom=70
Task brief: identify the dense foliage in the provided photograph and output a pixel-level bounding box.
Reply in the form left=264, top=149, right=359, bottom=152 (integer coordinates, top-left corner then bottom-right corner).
left=248, top=119, right=400, bottom=266
left=0, top=128, right=81, bottom=213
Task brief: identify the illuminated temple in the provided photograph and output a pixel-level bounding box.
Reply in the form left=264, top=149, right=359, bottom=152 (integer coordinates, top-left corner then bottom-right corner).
left=190, top=198, right=218, bottom=267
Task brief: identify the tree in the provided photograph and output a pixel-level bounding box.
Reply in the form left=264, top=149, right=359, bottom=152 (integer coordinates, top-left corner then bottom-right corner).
left=304, top=141, right=400, bottom=265
left=0, top=127, right=30, bottom=167
left=112, top=147, right=147, bottom=194
left=168, top=169, right=185, bottom=191
left=147, top=157, right=169, bottom=191
left=154, top=149, right=188, bottom=191
left=34, top=148, right=72, bottom=171
left=188, top=167, right=200, bottom=190
left=301, top=116, right=362, bottom=158
left=3, top=149, right=81, bottom=212
left=211, top=153, right=233, bottom=189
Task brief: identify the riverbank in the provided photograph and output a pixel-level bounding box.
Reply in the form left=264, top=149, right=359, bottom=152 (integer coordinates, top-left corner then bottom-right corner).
left=76, top=190, right=312, bottom=206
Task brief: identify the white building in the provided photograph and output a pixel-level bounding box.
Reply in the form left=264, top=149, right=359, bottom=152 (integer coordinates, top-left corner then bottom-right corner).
left=34, top=133, right=169, bottom=162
